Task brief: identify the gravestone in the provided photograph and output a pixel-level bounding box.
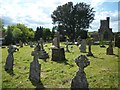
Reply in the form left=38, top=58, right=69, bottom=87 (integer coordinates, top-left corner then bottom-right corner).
left=51, top=32, right=65, bottom=61
left=80, top=39, right=86, bottom=53
left=106, top=41, right=113, bottom=55
left=29, top=48, right=41, bottom=83
left=19, top=40, right=23, bottom=47
left=5, top=45, right=16, bottom=71
left=30, top=41, right=34, bottom=48
left=87, top=39, right=93, bottom=56
left=115, top=35, right=120, bottom=48
left=39, top=38, right=49, bottom=60
left=71, top=55, right=90, bottom=89
left=65, top=40, right=70, bottom=52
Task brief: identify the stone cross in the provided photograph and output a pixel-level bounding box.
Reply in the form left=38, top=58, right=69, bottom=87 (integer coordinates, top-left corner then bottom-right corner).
left=5, top=45, right=16, bottom=71
left=87, top=39, right=93, bottom=56
left=40, top=38, right=44, bottom=50
left=19, top=40, right=23, bottom=47
left=52, top=32, right=60, bottom=48
left=29, top=48, right=41, bottom=83
left=106, top=41, right=113, bottom=55
left=71, top=55, right=90, bottom=89
left=80, top=39, right=86, bottom=53
left=65, top=40, right=70, bottom=52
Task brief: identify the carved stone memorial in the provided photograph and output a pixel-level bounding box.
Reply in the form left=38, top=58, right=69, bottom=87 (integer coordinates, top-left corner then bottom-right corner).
left=29, top=47, right=41, bottom=83
left=5, top=45, right=16, bottom=71
left=106, top=41, right=113, bottom=55
left=80, top=39, right=86, bottom=53
left=51, top=32, right=65, bottom=61
left=71, top=55, right=90, bottom=89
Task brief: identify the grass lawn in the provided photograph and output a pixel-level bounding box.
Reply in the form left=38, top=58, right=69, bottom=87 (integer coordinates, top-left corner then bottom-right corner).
left=1, top=43, right=119, bottom=88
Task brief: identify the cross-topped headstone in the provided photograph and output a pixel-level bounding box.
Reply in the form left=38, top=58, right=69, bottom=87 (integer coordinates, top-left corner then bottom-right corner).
left=106, top=41, right=113, bottom=55
left=40, top=38, right=44, bottom=50
left=71, top=55, right=90, bottom=89
left=5, top=45, right=16, bottom=71
left=29, top=48, right=41, bottom=83
left=65, top=40, right=70, bottom=52
left=87, top=39, right=93, bottom=56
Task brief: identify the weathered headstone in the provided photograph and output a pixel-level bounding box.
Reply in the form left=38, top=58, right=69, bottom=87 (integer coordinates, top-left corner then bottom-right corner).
left=65, top=40, right=70, bottom=52
left=5, top=45, right=16, bottom=71
left=29, top=48, right=41, bottom=83
left=19, top=40, right=23, bottom=47
left=87, top=39, right=93, bottom=56
left=39, top=38, right=49, bottom=60
left=52, top=32, right=60, bottom=48
left=51, top=32, right=65, bottom=61
left=106, top=41, right=113, bottom=55
left=30, top=41, right=34, bottom=48
left=71, top=55, right=90, bottom=89
left=80, top=39, right=86, bottom=53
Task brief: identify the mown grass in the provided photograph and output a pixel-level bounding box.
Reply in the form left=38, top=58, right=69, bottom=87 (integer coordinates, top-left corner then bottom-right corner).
left=1, top=43, right=119, bottom=88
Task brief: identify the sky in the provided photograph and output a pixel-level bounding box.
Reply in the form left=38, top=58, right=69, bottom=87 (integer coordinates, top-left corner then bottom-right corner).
left=0, top=0, right=119, bottom=32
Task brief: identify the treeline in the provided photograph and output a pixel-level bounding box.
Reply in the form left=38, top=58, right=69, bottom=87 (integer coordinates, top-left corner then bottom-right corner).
left=1, top=23, right=56, bottom=45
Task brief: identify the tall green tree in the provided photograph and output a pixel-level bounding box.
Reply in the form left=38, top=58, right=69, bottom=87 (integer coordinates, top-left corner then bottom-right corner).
left=43, top=28, right=51, bottom=41
left=4, top=26, right=14, bottom=45
left=51, top=2, right=95, bottom=41
left=34, top=26, right=43, bottom=41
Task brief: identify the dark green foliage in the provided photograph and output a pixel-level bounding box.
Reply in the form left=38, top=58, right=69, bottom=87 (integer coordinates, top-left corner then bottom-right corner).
left=51, top=2, right=95, bottom=41
left=43, top=28, right=51, bottom=42
left=3, top=24, right=34, bottom=45
left=4, top=26, right=14, bottom=45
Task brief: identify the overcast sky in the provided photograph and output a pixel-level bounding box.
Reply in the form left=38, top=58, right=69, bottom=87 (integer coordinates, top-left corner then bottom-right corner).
left=0, top=0, right=119, bottom=32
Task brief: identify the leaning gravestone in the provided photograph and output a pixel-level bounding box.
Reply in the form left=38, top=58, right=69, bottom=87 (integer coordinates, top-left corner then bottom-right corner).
left=80, top=39, right=86, bottom=53
left=87, top=39, right=94, bottom=56
left=5, top=45, right=16, bottom=71
left=65, top=40, right=70, bottom=52
left=19, top=40, right=23, bottom=47
left=71, top=55, right=90, bottom=89
left=29, top=47, right=41, bottom=83
left=106, top=41, right=113, bottom=55
left=30, top=41, right=34, bottom=48
left=39, top=38, right=49, bottom=60
left=51, top=32, right=65, bottom=61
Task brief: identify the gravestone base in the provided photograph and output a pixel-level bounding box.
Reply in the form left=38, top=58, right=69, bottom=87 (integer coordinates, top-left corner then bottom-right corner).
left=106, top=47, right=113, bottom=55
left=39, top=50, right=49, bottom=59
left=29, top=60, right=41, bottom=83
left=65, top=49, right=70, bottom=52
left=51, top=47, right=65, bottom=61
left=87, top=52, right=93, bottom=56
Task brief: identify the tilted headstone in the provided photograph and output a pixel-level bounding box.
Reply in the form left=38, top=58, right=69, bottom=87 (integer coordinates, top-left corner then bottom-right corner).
left=5, top=45, right=16, bottom=71
left=87, top=39, right=93, bottom=56
left=29, top=48, right=41, bottom=83
left=65, top=40, right=70, bottom=52
left=106, top=41, right=113, bottom=55
left=19, top=40, right=23, bottom=47
left=39, top=38, right=49, bottom=60
left=80, top=39, right=86, bottom=53
left=71, top=55, right=90, bottom=89
left=30, top=41, right=34, bottom=48
left=52, top=32, right=60, bottom=48
left=51, top=32, right=65, bottom=61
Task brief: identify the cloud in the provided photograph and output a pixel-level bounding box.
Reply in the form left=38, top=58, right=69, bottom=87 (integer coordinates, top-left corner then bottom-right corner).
left=0, top=0, right=119, bottom=32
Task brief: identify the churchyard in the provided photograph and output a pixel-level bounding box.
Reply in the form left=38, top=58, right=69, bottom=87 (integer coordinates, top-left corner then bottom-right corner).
left=1, top=1, right=120, bottom=89
left=1, top=42, right=119, bottom=88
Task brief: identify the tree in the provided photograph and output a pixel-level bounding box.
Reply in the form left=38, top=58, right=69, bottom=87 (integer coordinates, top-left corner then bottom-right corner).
left=4, top=26, right=14, bottom=45
left=51, top=2, right=95, bottom=41
left=34, top=26, right=43, bottom=41
left=43, top=28, right=51, bottom=41
left=12, top=27, right=22, bottom=43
